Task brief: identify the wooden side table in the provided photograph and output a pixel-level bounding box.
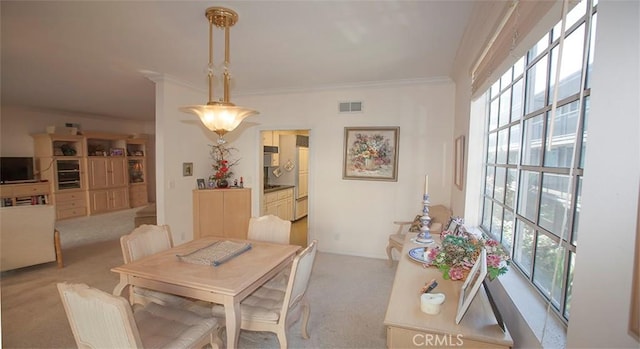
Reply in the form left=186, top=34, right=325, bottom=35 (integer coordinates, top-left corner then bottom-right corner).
left=384, top=233, right=512, bottom=348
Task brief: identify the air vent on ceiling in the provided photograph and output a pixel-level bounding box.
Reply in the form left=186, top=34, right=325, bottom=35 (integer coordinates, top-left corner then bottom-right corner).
left=339, top=101, right=363, bottom=113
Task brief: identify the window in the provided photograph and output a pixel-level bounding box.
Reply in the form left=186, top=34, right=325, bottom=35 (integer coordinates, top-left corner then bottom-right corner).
left=480, top=0, right=597, bottom=323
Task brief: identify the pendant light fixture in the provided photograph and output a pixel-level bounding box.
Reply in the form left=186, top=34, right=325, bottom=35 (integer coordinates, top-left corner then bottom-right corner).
left=181, top=6, right=259, bottom=144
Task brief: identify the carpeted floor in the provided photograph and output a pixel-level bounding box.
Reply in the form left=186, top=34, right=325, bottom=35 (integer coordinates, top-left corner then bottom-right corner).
left=1, top=209, right=395, bottom=348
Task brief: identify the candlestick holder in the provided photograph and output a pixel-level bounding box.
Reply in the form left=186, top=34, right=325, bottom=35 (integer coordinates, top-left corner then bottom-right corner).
left=416, top=193, right=433, bottom=243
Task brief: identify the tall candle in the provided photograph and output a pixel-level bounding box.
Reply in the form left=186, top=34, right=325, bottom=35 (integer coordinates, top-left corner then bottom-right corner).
left=424, top=175, right=429, bottom=195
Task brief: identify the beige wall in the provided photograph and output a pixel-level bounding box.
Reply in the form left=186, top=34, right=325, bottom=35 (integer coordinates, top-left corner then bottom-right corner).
left=0, top=105, right=157, bottom=202
left=153, top=77, right=457, bottom=259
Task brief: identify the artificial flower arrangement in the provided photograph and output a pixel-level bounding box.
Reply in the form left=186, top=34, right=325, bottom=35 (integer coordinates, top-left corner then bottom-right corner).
left=425, top=229, right=510, bottom=281
left=209, top=144, right=239, bottom=186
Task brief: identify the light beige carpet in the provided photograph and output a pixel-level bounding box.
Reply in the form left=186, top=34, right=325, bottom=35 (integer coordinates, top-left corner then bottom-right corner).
left=1, top=215, right=395, bottom=348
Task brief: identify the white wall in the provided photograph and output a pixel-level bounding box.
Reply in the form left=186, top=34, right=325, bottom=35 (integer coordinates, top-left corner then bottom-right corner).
left=154, top=78, right=456, bottom=258
left=566, top=1, right=639, bottom=347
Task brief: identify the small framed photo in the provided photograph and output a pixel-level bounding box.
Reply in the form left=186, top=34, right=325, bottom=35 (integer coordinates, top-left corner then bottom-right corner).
left=183, top=162, right=193, bottom=177
left=196, top=178, right=206, bottom=190
left=445, top=216, right=464, bottom=234
left=456, top=248, right=487, bottom=324
left=343, top=126, right=399, bottom=181
left=110, top=148, right=124, bottom=156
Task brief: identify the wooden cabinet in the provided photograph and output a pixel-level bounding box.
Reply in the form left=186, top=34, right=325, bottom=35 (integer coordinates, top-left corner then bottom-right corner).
left=129, top=184, right=148, bottom=208
left=87, top=157, right=128, bottom=189
left=127, top=138, right=148, bottom=208
left=0, top=182, right=51, bottom=207
left=88, top=187, right=129, bottom=213
left=85, top=133, right=131, bottom=215
left=33, top=134, right=87, bottom=219
left=262, top=131, right=280, bottom=147
left=32, top=131, right=149, bottom=219
left=193, top=188, right=251, bottom=240
left=263, top=188, right=294, bottom=221
left=55, top=191, right=87, bottom=220
left=87, top=157, right=129, bottom=214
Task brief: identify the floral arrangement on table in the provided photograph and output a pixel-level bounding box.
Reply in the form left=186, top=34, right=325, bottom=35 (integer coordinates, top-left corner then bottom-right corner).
left=348, top=133, right=393, bottom=170
left=425, top=230, right=510, bottom=281
left=209, top=144, right=239, bottom=187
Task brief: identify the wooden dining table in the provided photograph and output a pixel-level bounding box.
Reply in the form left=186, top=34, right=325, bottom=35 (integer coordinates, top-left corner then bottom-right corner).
left=111, top=236, right=300, bottom=349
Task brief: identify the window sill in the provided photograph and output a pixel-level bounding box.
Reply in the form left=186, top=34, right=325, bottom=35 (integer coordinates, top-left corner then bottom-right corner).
left=468, top=227, right=567, bottom=348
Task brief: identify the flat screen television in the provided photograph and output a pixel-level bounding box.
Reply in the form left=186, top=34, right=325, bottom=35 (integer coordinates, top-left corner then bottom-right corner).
left=0, top=157, right=36, bottom=184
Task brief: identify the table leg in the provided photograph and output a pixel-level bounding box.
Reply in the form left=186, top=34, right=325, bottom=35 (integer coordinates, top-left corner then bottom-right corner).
left=223, top=297, right=241, bottom=349
left=112, top=274, right=128, bottom=297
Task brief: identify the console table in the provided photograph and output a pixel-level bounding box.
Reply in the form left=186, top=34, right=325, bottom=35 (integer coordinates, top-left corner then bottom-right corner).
left=384, top=234, right=513, bottom=348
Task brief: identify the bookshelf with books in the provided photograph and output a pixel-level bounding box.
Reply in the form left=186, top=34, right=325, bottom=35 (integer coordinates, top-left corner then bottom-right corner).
left=0, top=182, right=51, bottom=207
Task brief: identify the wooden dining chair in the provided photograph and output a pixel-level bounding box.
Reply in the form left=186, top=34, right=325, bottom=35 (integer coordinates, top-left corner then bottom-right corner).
left=57, top=282, right=222, bottom=349
left=211, top=240, right=318, bottom=349
left=120, top=224, right=200, bottom=307
left=386, top=205, right=452, bottom=266
left=247, top=214, right=292, bottom=245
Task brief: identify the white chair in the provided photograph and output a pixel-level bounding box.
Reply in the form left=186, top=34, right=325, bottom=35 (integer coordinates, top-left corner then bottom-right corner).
left=120, top=224, right=197, bottom=307
left=386, top=205, right=452, bottom=266
left=247, top=214, right=292, bottom=245
left=57, top=282, right=222, bottom=349
left=212, top=240, right=318, bottom=349
left=247, top=215, right=293, bottom=292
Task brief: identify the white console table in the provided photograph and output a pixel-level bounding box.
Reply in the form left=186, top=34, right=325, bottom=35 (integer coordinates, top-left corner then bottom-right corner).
left=384, top=233, right=513, bottom=348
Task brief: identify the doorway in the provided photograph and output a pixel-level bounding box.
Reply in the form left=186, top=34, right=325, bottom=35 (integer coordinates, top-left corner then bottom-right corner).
left=260, top=129, right=309, bottom=247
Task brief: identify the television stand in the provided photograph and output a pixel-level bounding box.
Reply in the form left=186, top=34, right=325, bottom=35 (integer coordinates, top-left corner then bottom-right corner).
left=0, top=182, right=50, bottom=207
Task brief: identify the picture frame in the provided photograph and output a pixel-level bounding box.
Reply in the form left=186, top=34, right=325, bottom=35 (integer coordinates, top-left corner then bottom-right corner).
left=454, top=135, right=465, bottom=190
left=343, top=126, right=399, bottom=181
left=196, top=178, right=205, bottom=190
left=456, top=248, right=487, bottom=324
left=483, top=279, right=506, bottom=332
left=183, top=162, right=193, bottom=177
left=444, top=216, right=464, bottom=234
left=109, top=148, right=124, bottom=156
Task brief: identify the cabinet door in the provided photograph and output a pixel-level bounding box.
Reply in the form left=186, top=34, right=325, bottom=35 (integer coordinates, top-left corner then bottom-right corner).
left=298, top=172, right=309, bottom=198
left=88, top=158, right=109, bottom=189
left=298, top=147, right=309, bottom=171
left=109, top=158, right=128, bottom=187
left=193, top=190, right=224, bottom=239
left=223, top=190, right=251, bottom=239
left=89, top=190, right=110, bottom=213
left=262, top=131, right=273, bottom=146
left=110, top=187, right=129, bottom=210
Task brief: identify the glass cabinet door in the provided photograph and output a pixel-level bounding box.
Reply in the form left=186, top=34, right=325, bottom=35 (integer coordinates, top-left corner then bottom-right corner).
left=128, top=159, right=145, bottom=184
left=56, top=159, right=82, bottom=190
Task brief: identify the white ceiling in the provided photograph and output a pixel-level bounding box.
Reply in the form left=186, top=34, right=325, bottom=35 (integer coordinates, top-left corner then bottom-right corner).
left=2, top=1, right=476, bottom=122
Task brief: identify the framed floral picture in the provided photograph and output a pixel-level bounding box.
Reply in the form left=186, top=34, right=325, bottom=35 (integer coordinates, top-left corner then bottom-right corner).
left=343, top=127, right=399, bottom=181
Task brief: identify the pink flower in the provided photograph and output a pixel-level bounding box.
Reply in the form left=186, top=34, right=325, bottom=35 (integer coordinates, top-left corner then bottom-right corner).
left=448, top=267, right=465, bottom=281
left=427, top=247, right=439, bottom=260
left=487, top=254, right=502, bottom=268
left=485, top=239, right=499, bottom=247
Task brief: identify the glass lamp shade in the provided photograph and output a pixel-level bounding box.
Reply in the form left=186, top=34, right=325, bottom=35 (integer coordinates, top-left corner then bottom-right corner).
left=181, top=104, right=259, bottom=136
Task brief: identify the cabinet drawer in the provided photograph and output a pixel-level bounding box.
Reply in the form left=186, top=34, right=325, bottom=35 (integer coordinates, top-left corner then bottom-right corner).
left=277, top=189, right=293, bottom=199
left=56, top=198, right=86, bottom=210
left=264, top=192, right=278, bottom=204
left=57, top=206, right=86, bottom=220
left=13, top=183, right=50, bottom=196
left=56, top=191, right=85, bottom=202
